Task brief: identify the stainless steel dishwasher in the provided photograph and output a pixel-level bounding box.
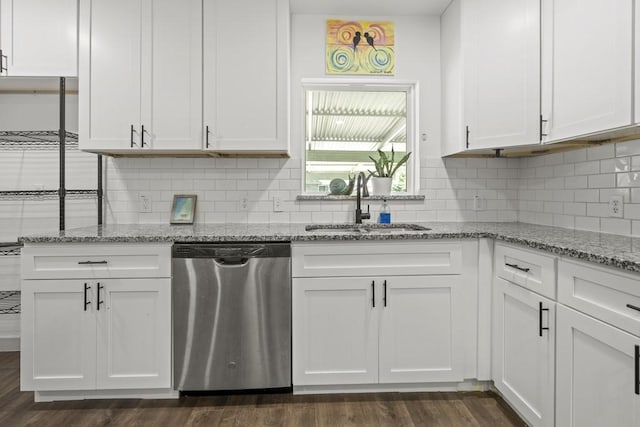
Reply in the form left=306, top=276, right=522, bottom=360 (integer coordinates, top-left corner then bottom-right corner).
left=172, top=242, right=291, bottom=391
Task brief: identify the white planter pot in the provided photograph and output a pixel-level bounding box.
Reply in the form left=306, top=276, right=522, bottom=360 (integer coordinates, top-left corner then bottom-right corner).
left=371, top=177, right=392, bottom=195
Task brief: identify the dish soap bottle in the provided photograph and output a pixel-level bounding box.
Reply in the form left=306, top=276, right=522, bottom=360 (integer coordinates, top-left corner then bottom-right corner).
left=379, top=199, right=391, bottom=224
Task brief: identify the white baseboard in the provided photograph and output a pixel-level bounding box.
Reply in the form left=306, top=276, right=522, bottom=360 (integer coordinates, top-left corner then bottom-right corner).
left=0, top=313, right=20, bottom=351
left=293, top=380, right=493, bottom=395
left=0, top=336, right=19, bottom=351
left=35, top=389, right=179, bottom=402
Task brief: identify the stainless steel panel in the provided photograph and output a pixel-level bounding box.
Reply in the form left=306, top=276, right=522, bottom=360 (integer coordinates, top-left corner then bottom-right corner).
left=172, top=245, right=291, bottom=391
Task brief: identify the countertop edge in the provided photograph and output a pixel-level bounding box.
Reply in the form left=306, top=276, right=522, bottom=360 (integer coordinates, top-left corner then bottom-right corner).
left=18, top=223, right=640, bottom=274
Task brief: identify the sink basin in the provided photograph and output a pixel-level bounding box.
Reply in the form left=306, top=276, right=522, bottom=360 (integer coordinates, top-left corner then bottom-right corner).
left=305, top=224, right=431, bottom=233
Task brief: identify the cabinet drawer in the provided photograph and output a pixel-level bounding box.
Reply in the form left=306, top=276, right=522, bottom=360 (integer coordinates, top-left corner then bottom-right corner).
left=21, top=244, right=171, bottom=279
left=558, top=259, right=640, bottom=336
left=292, top=241, right=464, bottom=277
left=494, top=243, right=556, bottom=299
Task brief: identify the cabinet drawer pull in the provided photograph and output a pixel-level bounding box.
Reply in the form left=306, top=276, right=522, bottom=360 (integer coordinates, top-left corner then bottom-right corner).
left=635, top=345, right=639, bottom=395
left=84, top=283, right=91, bottom=311
left=383, top=280, right=387, bottom=307
left=78, top=260, right=108, bottom=265
left=626, top=304, right=640, bottom=313
left=539, top=302, right=549, bottom=337
left=371, top=280, right=375, bottom=308
left=506, top=262, right=530, bottom=273
left=0, top=49, right=7, bottom=73
left=206, top=125, right=210, bottom=148
left=97, top=282, right=104, bottom=311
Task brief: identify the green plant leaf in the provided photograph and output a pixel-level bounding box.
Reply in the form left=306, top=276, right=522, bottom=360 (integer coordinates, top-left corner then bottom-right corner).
left=389, top=152, right=411, bottom=177
left=377, top=150, right=390, bottom=177
left=368, top=156, right=383, bottom=176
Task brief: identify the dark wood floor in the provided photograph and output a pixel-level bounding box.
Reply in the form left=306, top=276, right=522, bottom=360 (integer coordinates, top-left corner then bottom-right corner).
left=0, top=352, right=524, bottom=426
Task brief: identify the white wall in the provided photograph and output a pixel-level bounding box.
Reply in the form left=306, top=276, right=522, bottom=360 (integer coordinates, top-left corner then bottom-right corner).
left=0, top=92, right=98, bottom=242
left=102, top=13, right=520, bottom=225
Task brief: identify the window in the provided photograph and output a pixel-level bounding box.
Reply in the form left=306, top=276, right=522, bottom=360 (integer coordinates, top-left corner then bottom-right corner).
left=303, top=82, right=416, bottom=194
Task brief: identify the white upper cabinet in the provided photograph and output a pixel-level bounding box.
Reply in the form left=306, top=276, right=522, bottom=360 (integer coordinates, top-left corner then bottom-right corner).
left=541, top=0, right=633, bottom=142
left=0, top=0, right=78, bottom=77
left=79, top=0, right=143, bottom=151
left=79, top=0, right=203, bottom=153
left=203, top=0, right=289, bottom=155
left=635, top=1, right=640, bottom=124
left=441, top=0, right=540, bottom=155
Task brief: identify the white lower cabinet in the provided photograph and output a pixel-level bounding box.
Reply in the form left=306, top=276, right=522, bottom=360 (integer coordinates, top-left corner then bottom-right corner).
left=21, top=280, right=96, bottom=391
left=293, top=275, right=464, bottom=386
left=378, top=275, right=464, bottom=383
left=20, top=243, right=173, bottom=400
left=492, top=278, right=555, bottom=427
left=21, top=278, right=171, bottom=392
left=292, top=277, right=378, bottom=386
left=556, top=302, right=640, bottom=427
left=292, top=241, right=475, bottom=389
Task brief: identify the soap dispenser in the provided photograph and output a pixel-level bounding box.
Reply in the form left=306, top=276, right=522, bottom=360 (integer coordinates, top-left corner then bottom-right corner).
left=379, top=199, right=391, bottom=224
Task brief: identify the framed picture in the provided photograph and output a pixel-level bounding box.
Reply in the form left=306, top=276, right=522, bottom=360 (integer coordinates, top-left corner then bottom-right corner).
left=326, top=19, right=395, bottom=75
left=170, top=194, right=197, bottom=224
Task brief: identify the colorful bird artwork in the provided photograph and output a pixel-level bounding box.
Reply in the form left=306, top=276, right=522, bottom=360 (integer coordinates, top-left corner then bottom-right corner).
left=353, top=31, right=361, bottom=51
left=326, top=19, right=395, bottom=75
left=364, top=32, right=377, bottom=51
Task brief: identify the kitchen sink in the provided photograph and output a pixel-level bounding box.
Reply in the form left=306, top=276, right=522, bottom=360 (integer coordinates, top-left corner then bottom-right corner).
left=305, top=224, right=431, bottom=233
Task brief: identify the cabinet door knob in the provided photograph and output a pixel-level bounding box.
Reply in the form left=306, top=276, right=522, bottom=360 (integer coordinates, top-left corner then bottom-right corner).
left=97, top=282, right=104, bottom=311
left=635, top=345, right=639, bottom=395
left=371, top=280, right=375, bottom=308
left=130, top=124, right=137, bottom=147
left=141, top=125, right=148, bottom=147
left=539, top=301, right=549, bottom=337
left=383, top=280, right=387, bottom=307
left=0, top=49, right=7, bottom=73
left=84, top=283, right=91, bottom=311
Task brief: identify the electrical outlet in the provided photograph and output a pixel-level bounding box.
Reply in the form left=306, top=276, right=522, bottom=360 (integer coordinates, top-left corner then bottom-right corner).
left=473, top=195, right=482, bottom=211
left=138, top=192, right=152, bottom=213
left=273, top=196, right=283, bottom=212
left=609, top=195, right=623, bottom=218
left=240, top=196, right=249, bottom=211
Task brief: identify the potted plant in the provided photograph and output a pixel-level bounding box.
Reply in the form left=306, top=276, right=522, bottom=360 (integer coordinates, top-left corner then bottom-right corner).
left=368, top=148, right=411, bottom=195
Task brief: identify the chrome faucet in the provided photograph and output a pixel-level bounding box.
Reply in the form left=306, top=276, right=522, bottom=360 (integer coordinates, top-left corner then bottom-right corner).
left=355, top=172, right=370, bottom=224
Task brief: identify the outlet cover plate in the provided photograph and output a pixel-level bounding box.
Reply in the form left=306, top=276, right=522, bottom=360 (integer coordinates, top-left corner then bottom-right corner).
left=138, top=192, right=152, bottom=213
left=609, top=195, right=623, bottom=218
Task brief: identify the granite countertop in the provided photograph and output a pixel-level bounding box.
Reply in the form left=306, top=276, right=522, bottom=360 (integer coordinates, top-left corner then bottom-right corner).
left=18, top=222, right=640, bottom=274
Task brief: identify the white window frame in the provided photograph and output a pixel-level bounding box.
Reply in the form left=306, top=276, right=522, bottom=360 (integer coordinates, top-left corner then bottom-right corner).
left=301, top=78, right=420, bottom=195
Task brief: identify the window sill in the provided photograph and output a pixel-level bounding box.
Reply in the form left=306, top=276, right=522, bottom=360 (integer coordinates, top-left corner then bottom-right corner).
left=296, top=195, right=425, bottom=201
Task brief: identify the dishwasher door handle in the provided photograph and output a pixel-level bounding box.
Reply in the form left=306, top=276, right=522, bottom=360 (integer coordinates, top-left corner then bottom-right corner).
left=214, top=257, right=249, bottom=266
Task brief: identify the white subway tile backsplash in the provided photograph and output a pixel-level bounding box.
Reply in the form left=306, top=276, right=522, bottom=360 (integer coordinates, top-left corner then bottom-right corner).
left=616, top=138, right=640, bottom=157
left=575, top=216, right=600, bottom=232
left=586, top=202, right=610, bottom=218
left=0, top=133, right=624, bottom=241
left=574, top=160, right=600, bottom=175
left=563, top=149, right=587, bottom=163
left=600, top=188, right=630, bottom=203
left=564, top=176, right=587, bottom=189
left=601, top=218, right=631, bottom=235
left=588, top=174, right=615, bottom=188
left=573, top=189, right=599, bottom=203
left=587, top=144, right=615, bottom=160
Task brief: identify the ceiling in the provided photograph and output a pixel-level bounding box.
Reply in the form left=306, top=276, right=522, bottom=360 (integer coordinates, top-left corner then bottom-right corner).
left=290, top=0, right=452, bottom=16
